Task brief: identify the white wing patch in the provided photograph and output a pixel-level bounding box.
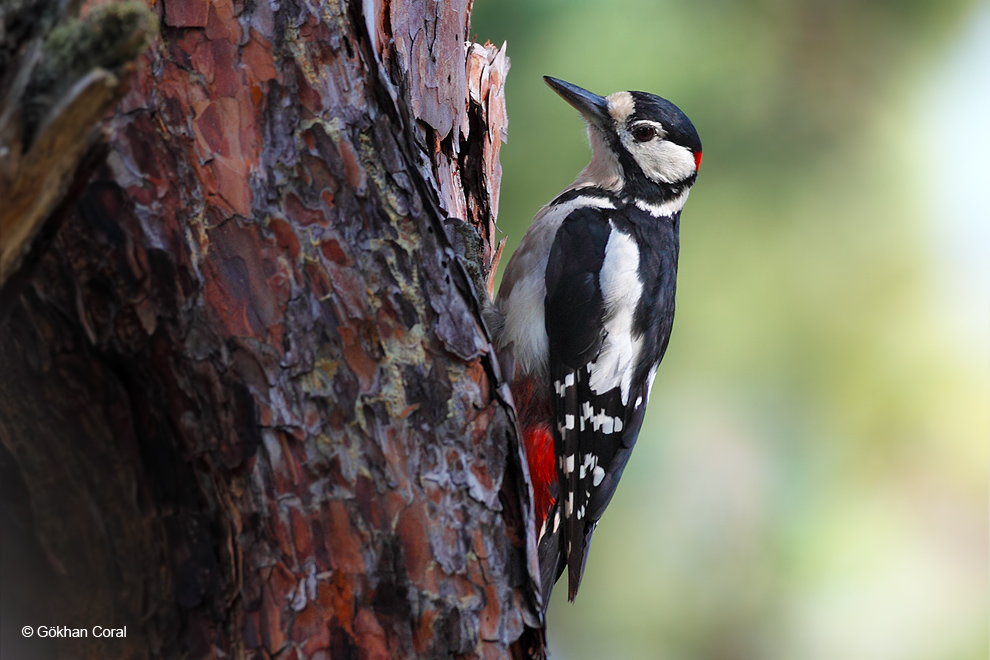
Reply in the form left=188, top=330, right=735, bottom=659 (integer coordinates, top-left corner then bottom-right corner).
left=587, top=224, right=643, bottom=405
left=592, top=466, right=605, bottom=486
left=579, top=401, right=623, bottom=434
left=645, top=363, right=659, bottom=404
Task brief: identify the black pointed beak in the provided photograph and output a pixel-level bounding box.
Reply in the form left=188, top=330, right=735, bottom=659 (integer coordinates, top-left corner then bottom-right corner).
left=544, top=76, right=611, bottom=131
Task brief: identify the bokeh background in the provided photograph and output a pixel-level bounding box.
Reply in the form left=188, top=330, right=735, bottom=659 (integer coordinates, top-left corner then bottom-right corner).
left=472, top=1, right=989, bottom=658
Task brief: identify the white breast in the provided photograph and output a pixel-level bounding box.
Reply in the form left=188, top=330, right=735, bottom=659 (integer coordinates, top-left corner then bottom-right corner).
left=495, top=195, right=616, bottom=377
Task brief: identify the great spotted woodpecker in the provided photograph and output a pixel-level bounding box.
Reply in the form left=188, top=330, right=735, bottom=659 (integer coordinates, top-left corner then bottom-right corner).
left=492, top=77, right=701, bottom=608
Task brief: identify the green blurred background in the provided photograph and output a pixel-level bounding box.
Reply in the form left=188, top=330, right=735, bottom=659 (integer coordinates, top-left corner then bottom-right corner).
left=472, top=1, right=988, bottom=658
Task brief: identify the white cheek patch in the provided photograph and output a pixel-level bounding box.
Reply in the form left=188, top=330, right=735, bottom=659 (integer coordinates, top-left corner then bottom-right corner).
left=622, top=135, right=697, bottom=184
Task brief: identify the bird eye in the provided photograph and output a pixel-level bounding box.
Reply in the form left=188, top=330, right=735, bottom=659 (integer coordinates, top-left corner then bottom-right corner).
left=632, top=125, right=656, bottom=142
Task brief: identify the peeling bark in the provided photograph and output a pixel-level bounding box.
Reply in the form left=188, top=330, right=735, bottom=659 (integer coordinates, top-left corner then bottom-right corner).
left=0, top=1, right=544, bottom=658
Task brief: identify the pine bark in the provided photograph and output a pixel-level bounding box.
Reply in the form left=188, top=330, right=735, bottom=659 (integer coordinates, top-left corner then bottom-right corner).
left=0, top=0, right=543, bottom=658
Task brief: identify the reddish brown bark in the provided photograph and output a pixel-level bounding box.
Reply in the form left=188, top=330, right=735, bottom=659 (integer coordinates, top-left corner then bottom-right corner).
left=0, top=0, right=543, bottom=658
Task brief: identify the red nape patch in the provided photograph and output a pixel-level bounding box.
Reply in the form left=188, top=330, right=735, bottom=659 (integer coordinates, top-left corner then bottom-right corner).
left=694, top=151, right=703, bottom=172
left=523, top=424, right=557, bottom=529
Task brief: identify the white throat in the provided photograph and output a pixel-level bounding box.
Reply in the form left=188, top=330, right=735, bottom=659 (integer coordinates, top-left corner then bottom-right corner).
left=567, top=127, right=623, bottom=193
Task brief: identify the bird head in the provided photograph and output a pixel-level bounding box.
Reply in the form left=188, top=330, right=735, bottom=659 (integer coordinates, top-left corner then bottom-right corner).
left=544, top=76, right=702, bottom=206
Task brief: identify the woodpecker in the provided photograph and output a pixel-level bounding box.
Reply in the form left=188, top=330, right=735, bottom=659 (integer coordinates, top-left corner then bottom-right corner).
left=492, top=77, right=702, bottom=608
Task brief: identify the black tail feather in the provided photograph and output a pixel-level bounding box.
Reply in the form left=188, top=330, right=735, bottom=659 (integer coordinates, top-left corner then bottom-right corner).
left=537, top=502, right=565, bottom=612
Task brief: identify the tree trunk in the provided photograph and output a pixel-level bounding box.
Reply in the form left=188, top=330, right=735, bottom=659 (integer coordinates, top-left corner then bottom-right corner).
left=0, top=1, right=544, bottom=658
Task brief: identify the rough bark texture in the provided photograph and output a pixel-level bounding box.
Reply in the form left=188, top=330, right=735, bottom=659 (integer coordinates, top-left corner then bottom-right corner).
left=0, top=0, right=544, bottom=658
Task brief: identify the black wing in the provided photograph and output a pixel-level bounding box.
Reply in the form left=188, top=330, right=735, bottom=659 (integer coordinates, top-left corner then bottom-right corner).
left=544, top=203, right=680, bottom=602
left=544, top=207, right=629, bottom=601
